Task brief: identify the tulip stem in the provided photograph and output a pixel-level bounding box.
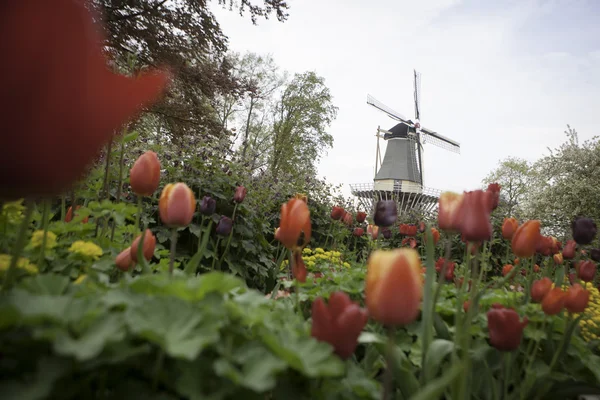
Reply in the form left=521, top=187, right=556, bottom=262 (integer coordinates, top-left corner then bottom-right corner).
left=503, top=352, right=512, bottom=399
left=38, top=199, right=51, bottom=269
left=135, top=196, right=143, bottom=233
left=61, top=195, right=66, bottom=222
left=420, top=224, right=436, bottom=385
left=211, top=238, right=222, bottom=271
left=382, top=327, right=396, bottom=400
left=2, top=199, right=34, bottom=292
left=217, top=204, right=238, bottom=270
left=168, top=229, right=178, bottom=276
left=324, top=222, right=334, bottom=250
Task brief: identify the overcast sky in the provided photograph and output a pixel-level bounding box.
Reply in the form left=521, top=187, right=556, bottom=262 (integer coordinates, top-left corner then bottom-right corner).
left=211, top=0, right=600, bottom=199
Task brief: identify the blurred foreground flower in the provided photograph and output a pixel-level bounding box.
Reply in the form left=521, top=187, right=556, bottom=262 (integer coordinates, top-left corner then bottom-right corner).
left=0, top=0, right=170, bottom=199
left=30, top=230, right=57, bottom=250
left=68, top=241, right=103, bottom=260
left=311, top=291, right=368, bottom=359
left=373, top=200, right=397, bottom=227
left=487, top=304, right=528, bottom=351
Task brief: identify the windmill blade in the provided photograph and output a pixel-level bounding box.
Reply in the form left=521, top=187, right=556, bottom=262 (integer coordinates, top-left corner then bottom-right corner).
left=421, top=126, right=460, bottom=154
left=413, top=70, right=421, bottom=121
left=367, top=94, right=410, bottom=123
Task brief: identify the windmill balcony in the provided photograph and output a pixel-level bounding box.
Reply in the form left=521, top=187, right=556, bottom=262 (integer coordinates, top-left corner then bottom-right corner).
left=349, top=182, right=441, bottom=217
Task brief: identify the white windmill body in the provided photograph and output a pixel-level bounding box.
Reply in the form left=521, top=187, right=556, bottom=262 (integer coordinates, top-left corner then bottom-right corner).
left=350, top=70, right=460, bottom=217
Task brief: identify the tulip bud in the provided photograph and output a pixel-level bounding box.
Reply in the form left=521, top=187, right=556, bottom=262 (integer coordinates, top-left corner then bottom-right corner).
left=514, top=258, right=520, bottom=265
left=115, top=248, right=135, bottom=272
left=199, top=196, right=216, bottom=216
left=445, top=263, right=456, bottom=281
left=401, top=237, right=417, bottom=249
left=486, top=183, right=501, bottom=211
left=541, top=288, right=566, bottom=315
left=356, top=211, right=367, bottom=223
left=311, top=291, right=369, bottom=359
left=553, top=253, right=563, bottom=265
left=502, top=264, right=513, bottom=277
left=353, top=227, right=364, bottom=237
left=130, top=229, right=156, bottom=263
left=591, top=249, right=600, bottom=262
left=277, top=198, right=311, bottom=250
left=562, top=240, right=577, bottom=259
left=501, top=218, right=519, bottom=239
left=565, top=284, right=590, bottom=313
left=330, top=206, right=345, bottom=220
left=531, top=277, right=552, bottom=302
left=367, top=224, right=379, bottom=239
left=577, top=260, right=596, bottom=282
left=373, top=200, right=397, bottom=227
left=438, top=192, right=464, bottom=232
left=418, top=221, right=426, bottom=233
left=366, top=249, right=422, bottom=326
left=487, top=304, right=528, bottom=351
left=463, top=301, right=470, bottom=313
left=129, top=150, right=161, bottom=196
left=216, top=216, right=233, bottom=236
left=572, top=217, right=597, bottom=245
left=65, top=205, right=89, bottom=223
left=233, top=186, right=247, bottom=203
left=511, top=220, right=541, bottom=258
left=159, top=183, right=196, bottom=228
left=533, top=264, right=541, bottom=273
left=342, top=212, right=353, bottom=226
left=382, top=228, right=392, bottom=239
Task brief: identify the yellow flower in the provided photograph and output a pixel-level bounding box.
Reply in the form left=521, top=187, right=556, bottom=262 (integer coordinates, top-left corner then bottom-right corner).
left=343, top=262, right=350, bottom=268
left=577, top=282, right=600, bottom=344
left=74, top=275, right=87, bottom=284
left=68, top=241, right=103, bottom=260
left=2, top=200, right=25, bottom=224
left=0, top=254, right=38, bottom=274
left=30, top=230, right=57, bottom=249
left=303, top=247, right=312, bottom=255
left=315, top=248, right=325, bottom=254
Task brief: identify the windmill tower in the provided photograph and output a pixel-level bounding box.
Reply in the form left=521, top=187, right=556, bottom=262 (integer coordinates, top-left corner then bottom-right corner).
left=350, top=70, right=460, bottom=217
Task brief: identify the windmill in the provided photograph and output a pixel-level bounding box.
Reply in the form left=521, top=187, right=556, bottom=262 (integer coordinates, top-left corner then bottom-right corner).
left=350, top=70, right=460, bottom=217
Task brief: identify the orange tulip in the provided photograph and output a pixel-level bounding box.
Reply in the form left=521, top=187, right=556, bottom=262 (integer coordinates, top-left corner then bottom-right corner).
left=367, top=224, right=379, bottom=240
left=365, top=249, right=422, bottom=326
left=291, top=250, right=307, bottom=283
left=531, top=277, right=552, bottom=302
left=277, top=198, right=311, bottom=250
left=511, top=220, right=541, bottom=258
left=541, top=288, right=566, bottom=315
left=0, top=0, right=170, bottom=200
left=115, top=248, right=135, bottom=272
left=565, top=284, right=590, bottom=313
left=129, top=151, right=161, bottom=196
left=159, top=183, right=196, bottom=228
left=501, top=218, right=519, bottom=239
left=502, top=264, right=513, bottom=277
left=514, top=258, right=520, bottom=265
left=426, top=228, right=440, bottom=245
left=65, top=205, right=89, bottom=223
left=130, top=229, right=156, bottom=263
left=533, top=264, right=541, bottom=273
left=438, top=192, right=464, bottom=232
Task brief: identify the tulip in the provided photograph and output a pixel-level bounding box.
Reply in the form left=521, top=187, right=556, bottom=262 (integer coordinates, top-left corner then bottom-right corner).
left=373, top=200, right=397, bottom=227
left=445, top=263, right=456, bottom=281
left=565, top=284, right=590, bottom=313
left=577, top=260, right=596, bottom=282
left=353, top=227, right=364, bottom=237
left=199, top=196, right=216, bottom=216
left=277, top=198, right=311, bottom=250
left=418, top=221, right=426, bottom=233
left=216, top=216, right=233, bottom=236
left=553, top=253, right=563, bottom=265
left=458, top=190, right=493, bottom=242
left=356, top=211, right=367, bottom=223
left=291, top=250, right=307, bottom=283
left=435, top=257, right=446, bottom=273
left=486, top=183, right=501, bottom=211
left=365, top=249, right=422, bottom=326
left=501, top=218, right=519, bottom=239
left=511, top=220, right=541, bottom=258
left=487, top=304, right=528, bottom=351
left=427, top=228, right=440, bottom=245
left=65, top=205, right=89, bottom=223
left=438, top=192, right=464, bottom=232
left=330, top=206, right=345, bottom=220
left=115, top=248, right=135, bottom=272
left=401, top=237, right=417, bottom=249
left=311, top=291, right=369, bottom=359
left=381, top=228, right=392, bottom=239
left=535, top=235, right=555, bottom=256
left=342, top=212, right=353, bottom=226
left=541, top=288, right=566, bottom=315
left=514, top=258, right=520, bottom=265
left=130, top=229, right=156, bottom=263
left=562, top=240, right=577, bottom=259
left=591, top=249, right=600, bottom=262
left=502, top=264, right=513, bottom=277
left=233, top=186, right=247, bottom=203
left=533, top=264, right=541, bottom=273
left=367, top=224, right=379, bottom=239
left=294, top=193, right=308, bottom=203
left=0, top=0, right=170, bottom=200
left=572, top=217, right=597, bottom=245
left=569, top=273, right=577, bottom=285
left=129, top=151, right=161, bottom=196
left=463, top=301, right=470, bottom=313
left=531, top=277, right=552, bottom=302
left=159, top=183, right=196, bottom=227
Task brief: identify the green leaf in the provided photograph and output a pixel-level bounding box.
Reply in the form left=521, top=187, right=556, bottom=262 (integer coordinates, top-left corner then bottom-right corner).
left=433, top=313, right=451, bottom=340
left=410, top=360, right=464, bottom=400
left=125, top=296, right=223, bottom=360
left=18, top=274, right=70, bottom=295
left=423, top=339, right=454, bottom=382
left=122, top=130, right=139, bottom=143
left=0, top=357, right=69, bottom=400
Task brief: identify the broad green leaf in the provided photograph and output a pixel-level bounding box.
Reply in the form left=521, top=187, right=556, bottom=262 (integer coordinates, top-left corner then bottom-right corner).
left=410, top=361, right=463, bottom=400
left=423, top=339, right=454, bottom=382
left=18, top=274, right=70, bottom=295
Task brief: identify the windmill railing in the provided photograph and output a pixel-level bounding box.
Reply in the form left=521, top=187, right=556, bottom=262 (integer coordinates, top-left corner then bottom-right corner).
left=349, top=182, right=442, bottom=217
left=349, top=182, right=442, bottom=198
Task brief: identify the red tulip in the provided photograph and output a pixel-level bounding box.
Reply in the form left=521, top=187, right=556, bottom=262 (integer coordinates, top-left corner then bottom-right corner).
left=233, top=186, right=247, bottom=203
left=291, top=250, right=307, bottom=283
left=501, top=218, right=519, bottom=239
left=438, top=192, right=464, bottom=232
left=418, top=221, right=426, bottom=233
left=562, top=240, right=577, bottom=260
left=565, top=284, right=590, bottom=313
left=65, top=206, right=89, bottom=223
left=277, top=198, right=311, bottom=250
left=356, top=212, right=367, bottom=223
left=353, top=227, right=364, bottom=237
left=459, top=190, right=493, bottom=242
left=531, top=277, right=552, bottom=302
left=533, top=264, right=541, bottom=273
left=502, top=264, right=513, bottom=277
left=577, top=260, right=596, bottom=282
left=311, top=292, right=369, bottom=359
left=401, top=237, right=417, bottom=248
left=487, top=304, right=528, bottom=351
left=445, top=263, right=456, bottom=281
left=486, top=183, right=501, bottom=211
left=342, top=212, right=353, bottom=226
left=542, top=288, right=566, bottom=315
left=129, top=151, right=161, bottom=196
left=330, top=206, right=345, bottom=220
left=427, top=228, right=440, bottom=245
left=0, top=0, right=170, bottom=199
left=511, top=220, right=541, bottom=258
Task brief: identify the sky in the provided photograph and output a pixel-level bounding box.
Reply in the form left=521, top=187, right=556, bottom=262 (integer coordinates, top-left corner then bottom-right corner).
left=210, top=0, right=600, bottom=200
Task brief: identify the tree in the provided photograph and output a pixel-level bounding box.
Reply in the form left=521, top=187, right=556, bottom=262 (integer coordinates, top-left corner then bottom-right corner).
left=482, top=157, right=531, bottom=219
left=92, top=0, right=289, bottom=138
left=527, top=126, right=600, bottom=238
left=269, top=72, right=338, bottom=178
